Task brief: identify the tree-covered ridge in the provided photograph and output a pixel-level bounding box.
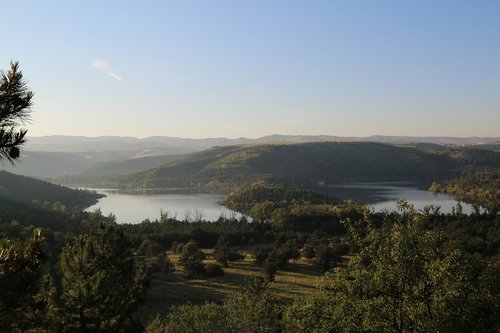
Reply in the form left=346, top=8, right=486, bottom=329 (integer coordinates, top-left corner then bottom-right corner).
left=221, top=181, right=338, bottom=215
left=0, top=170, right=103, bottom=209
left=220, top=181, right=366, bottom=234
left=117, top=144, right=265, bottom=192
left=100, top=142, right=500, bottom=193
left=430, top=169, right=500, bottom=212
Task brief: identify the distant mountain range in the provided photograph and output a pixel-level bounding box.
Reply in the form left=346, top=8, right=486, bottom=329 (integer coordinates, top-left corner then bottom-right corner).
left=25, top=134, right=500, bottom=153
left=2, top=134, right=498, bottom=181
left=77, top=141, right=500, bottom=193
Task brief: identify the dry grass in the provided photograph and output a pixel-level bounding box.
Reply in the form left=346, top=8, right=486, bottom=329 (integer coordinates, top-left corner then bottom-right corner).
left=137, top=249, right=324, bottom=321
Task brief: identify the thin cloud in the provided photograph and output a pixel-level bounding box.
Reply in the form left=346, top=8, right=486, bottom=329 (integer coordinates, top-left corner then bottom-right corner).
left=91, top=58, right=123, bottom=81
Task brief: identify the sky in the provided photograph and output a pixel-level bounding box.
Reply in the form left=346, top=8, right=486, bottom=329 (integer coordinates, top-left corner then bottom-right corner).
left=1, top=1, right=499, bottom=138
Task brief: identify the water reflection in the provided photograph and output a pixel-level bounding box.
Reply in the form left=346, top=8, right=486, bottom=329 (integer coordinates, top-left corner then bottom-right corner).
left=323, top=182, right=477, bottom=214
left=85, top=189, right=241, bottom=224
left=87, top=182, right=480, bottom=224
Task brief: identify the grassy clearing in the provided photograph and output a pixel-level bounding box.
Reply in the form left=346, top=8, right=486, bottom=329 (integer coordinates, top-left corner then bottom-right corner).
left=137, top=249, right=324, bottom=321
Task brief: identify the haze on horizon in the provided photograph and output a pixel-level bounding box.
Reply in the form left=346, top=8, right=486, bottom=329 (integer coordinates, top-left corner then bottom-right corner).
left=2, top=1, right=499, bottom=139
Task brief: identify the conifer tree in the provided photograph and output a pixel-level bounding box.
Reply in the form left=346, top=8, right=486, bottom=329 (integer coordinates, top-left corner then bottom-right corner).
left=0, top=61, right=33, bottom=162
left=59, top=223, right=149, bottom=332
left=0, top=230, right=45, bottom=331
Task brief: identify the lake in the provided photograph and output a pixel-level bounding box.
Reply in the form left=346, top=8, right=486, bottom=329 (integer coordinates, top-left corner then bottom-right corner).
left=322, top=182, right=477, bottom=214
left=86, top=183, right=477, bottom=224
left=85, top=190, right=240, bottom=224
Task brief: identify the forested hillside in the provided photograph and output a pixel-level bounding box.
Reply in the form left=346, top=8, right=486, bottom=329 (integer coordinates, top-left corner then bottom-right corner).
left=102, top=142, right=500, bottom=193
left=0, top=171, right=102, bottom=209
left=430, top=169, right=500, bottom=212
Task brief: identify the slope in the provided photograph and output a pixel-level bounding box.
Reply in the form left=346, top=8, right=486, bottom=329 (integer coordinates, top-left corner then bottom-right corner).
left=110, top=142, right=500, bottom=193
left=0, top=170, right=103, bottom=209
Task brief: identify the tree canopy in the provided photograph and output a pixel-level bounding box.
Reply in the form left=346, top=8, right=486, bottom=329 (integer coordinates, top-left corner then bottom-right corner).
left=0, top=61, right=33, bottom=162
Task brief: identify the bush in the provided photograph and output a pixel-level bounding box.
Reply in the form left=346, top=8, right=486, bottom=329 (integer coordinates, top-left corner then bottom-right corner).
left=262, top=258, right=278, bottom=281
left=137, top=239, right=164, bottom=256
left=179, top=241, right=205, bottom=278
left=146, top=303, right=229, bottom=333
left=150, top=253, right=175, bottom=275
left=252, top=246, right=271, bottom=264
left=205, top=263, right=224, bottom=277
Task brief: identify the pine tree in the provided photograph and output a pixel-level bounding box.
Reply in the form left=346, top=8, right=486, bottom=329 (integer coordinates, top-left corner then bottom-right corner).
left=0, top=61, right=33, bottom=162
left=0, top=230, right=45, bottom=331
left=179, top=240, right=205, bottom=277
left=59, top=223, right=149, bottom=332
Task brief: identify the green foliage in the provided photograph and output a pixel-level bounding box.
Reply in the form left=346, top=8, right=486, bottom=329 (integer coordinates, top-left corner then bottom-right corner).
left=204, top=263, right=224, bottom=277
left=214, top=235, right=231, bottom=266
left=110, top=141, right=500, bottom=193
left=0, top=61, right=33, bottom=163
left=282, top=295, right=339, bottom=333
left=145, top=277, right=281, bottom=333
left=179, top=240, right=205, bottom=277
left=315, top=243, right=335, bottom=273
left=222, top=181, right=336, bottom=216
left=322, top=203, right=499, bottom=332
left=301, top=244, right=315, bottom=259
left=262, top=257, right=278, bottom=281
left=59, top=223, right=149, bottom=332
left=252, top=246, right=272, bottom=264
left=222, top=181, right=364, bottom=233
left=137, top=239, right=164, bottom=256
left=149, top=253, right=175, bottom=275
left=224, top=276, right=282, bottom=333
left=120, top=217, right=268, bottom=250
left=0, top=170, right=103, bottom=209
left=146, top=303, right=230, bottom=333
left=0, top=230, right=46, bottom=331
left=214, top=235, right=244, bottom=267
left=430, top=169, right=500, bottom=212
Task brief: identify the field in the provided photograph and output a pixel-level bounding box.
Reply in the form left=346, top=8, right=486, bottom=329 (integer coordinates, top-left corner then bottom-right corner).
left=137, top=249, right=324, bottom=321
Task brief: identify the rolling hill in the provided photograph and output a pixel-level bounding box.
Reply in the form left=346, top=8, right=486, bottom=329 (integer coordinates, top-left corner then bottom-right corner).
left=26, top=134, right=500, bottom=153
left=101, top=142, right=500, bottom=193
left=0, top=170, right=103, bottom=209
left=57, top=153, right=186, bottom=185
left=4, top=135, right=497, bottom=181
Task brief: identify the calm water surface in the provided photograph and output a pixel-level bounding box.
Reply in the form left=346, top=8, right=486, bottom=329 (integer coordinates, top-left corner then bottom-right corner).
left=324, top=182, right=477, bottom=214
left=87, top=183, right=477, bottom=224
left=86, top=190, right=240, bottom=224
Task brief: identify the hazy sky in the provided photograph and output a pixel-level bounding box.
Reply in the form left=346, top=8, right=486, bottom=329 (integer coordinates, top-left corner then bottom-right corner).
left=2, top=1, right=499, bottom=138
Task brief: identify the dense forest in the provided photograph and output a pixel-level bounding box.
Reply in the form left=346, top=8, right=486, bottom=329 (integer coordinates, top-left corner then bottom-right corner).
left=430, top=169, right=500, bottom=213
left=0, top=170, right=103, bottom=209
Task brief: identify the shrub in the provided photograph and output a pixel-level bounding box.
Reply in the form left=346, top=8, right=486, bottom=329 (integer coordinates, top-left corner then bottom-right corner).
left=205, top=263, right=224, bottom=277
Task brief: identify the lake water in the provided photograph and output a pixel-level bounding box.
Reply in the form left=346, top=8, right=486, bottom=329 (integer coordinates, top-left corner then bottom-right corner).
left=322, top=182, right=477, bottom=214
left=85, top=190, right=240, bottom=224
left=86, top=183, right=477, bottom=224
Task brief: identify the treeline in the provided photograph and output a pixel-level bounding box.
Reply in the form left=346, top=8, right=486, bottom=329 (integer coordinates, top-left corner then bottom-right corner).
left=0, top=170, right=103, bottom=209
left=123, top=203, right=499, bottom=262
left=221, top=181, right=338, bottom=214
left=99, top=142, right=500, bottom=193
left=221, top=181, right=362, bottom=233
left=430, top=169, right=500, bottom=212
